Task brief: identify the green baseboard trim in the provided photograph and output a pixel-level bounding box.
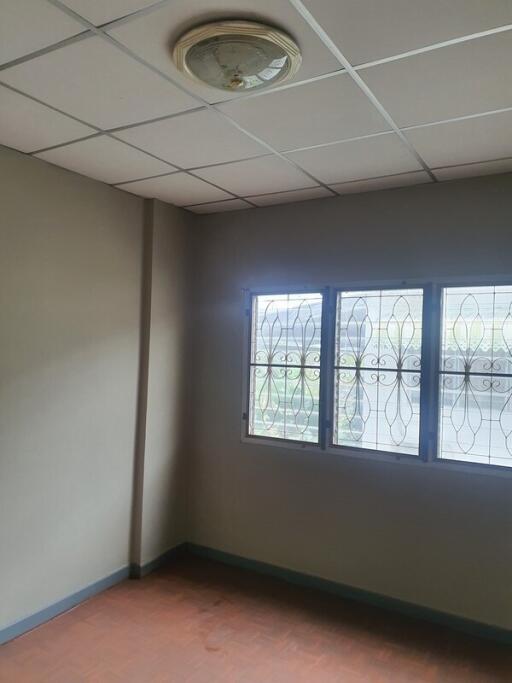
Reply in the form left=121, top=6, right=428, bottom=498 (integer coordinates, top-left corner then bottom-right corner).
left=0, top=566, right=130, bottom=646
left=3, top=543, right=509, bottom=647
left=130, top=543, right=187, bottom=579
left=185, top=543, right=512, bottom=645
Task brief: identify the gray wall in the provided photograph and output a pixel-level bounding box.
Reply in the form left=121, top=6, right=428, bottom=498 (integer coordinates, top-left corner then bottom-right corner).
left=139, top=200, right=191, bottom=565
left=0, top=148, right=190, bottom=630
left=190, top=173, right=512, bottom=630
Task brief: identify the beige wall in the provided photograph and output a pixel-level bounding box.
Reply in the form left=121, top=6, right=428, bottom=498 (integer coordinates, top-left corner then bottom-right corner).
left=0, top=147, right=191, bottom=630
left=189, top=173, right=512, bottom=630
left=139, top=200, right=191, bottom=565
left=0, top=147, right=143, bottom=629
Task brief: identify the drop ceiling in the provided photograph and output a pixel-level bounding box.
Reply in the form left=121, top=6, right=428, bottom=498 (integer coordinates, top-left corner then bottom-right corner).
left=0, top=0, right=511, bottom=214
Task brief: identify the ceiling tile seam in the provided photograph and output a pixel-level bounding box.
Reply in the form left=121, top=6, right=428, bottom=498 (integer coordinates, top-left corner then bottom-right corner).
left=110, top=151, right=260, bottom=203
left=207, top=108, right=340, bottom=196
left=238, top=171, right=433, bottom=197
left=287, top=0, right=437, bottom=182
left=284, top=130, right=395, bottom=154
left=0, top=76, right=284, bottom=200
left=28, top=98, right=512, bottom=170
left=0, top=61, right=250, bottom=201
left=44, top=0, right=340, bottom=198
left=96, top=0, right=175, bottom=30
left=282, top=105, right=512, bottom=155
left=95, top=0, right=174, bottom=29
left=327, top=171, right=434, bottom=188
left=354, top=23, right=512, bottom=73
left=0, top=80, right=104, bottom=132
left=0, top=30, right=93, bottom=72
left=183, top=197, right=255, bottom=209
left=29, top=132, right=103, bottom=155
left=401, top=106, right=512, bottom=132
left=185, top=153, right=274, bottom=172
left=111, top=152, right=274, bottom=184
left=106, top=106, right=207, bottom=133
left=0, top=79, right=244, bottom=199
left=45, top=0, right=215, bottom=99
left=0, top=80, right=204, bottom=144
left=243, top=184, right=328, bottom=199
left=241, top=184, right=326, bottom=199
left=184, top=169, right=435, bottom=207
left=114, top=171, right=180, bottom=186
left=106, top=133, right=245, bottom=199
left=430, top=155, right=512, bottom=172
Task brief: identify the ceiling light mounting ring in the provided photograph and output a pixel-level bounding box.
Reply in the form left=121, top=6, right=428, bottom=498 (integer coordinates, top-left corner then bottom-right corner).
left=173, top=20, right=302, bottom=92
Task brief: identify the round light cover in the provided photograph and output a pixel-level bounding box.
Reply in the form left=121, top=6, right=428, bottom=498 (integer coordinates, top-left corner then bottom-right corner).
left=173, top=21, right=302, bottom=92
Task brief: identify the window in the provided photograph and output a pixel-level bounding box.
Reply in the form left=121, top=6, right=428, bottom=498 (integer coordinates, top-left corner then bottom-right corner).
left=242, top=282, right=512, bottom=471
left=333, top=288, right=423, bottom=455
left=438, top=285, right=512, bottom=468
left=247, top=292, right=323, bottom=444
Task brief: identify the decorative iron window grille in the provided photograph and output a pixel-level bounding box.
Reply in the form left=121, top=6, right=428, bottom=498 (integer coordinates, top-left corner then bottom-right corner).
left=242, top=283, right=512, bottom=471
left=333, top=289, right=423, bottom=455
left=247, top=292, right=323, bottom=444
left=439, top=286, right=512, bottom=468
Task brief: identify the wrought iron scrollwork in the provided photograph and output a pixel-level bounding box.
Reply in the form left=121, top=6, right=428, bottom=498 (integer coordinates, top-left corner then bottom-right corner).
left=334, top=290, right=423, bottom=454
left=439, top=288, right=512, bottom=463
left=249, top=294, right=322, bottom=442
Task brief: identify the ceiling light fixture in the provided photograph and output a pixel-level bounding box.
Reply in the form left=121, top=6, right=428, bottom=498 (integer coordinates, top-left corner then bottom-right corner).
left=173, top=20, right=302, bottom=92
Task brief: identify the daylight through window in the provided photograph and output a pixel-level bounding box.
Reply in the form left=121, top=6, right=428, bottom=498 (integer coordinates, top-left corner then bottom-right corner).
left=248, top=292, right=323, bottom=443
left=439, top=285, right=512, bottom=468
left=333, top=289, right=423, bottom=455
left=243, top=283, right=512, bottom=471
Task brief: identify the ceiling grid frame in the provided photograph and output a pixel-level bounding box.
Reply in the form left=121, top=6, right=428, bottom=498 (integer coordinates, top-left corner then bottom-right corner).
left=286, top=0, right=436, bottom=181
left=43, top=0, right=339, bottom=198
left=0, top=0, right=509, bottom=210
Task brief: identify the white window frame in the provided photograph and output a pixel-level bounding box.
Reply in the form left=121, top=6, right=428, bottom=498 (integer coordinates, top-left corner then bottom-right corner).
left=240, top=277, right=512, bottom=478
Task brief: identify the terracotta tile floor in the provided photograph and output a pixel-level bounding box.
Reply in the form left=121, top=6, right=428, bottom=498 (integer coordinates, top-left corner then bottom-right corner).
left=1, top=554, right=511, bottom=682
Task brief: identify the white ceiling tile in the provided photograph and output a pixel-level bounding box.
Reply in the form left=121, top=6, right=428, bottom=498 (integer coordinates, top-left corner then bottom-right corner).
left=330, top=171, right=432, bottom=195
left=0, top=85, right=94, bottom=153
left=36, top=136, right=175, bottom=184
left=61, top=0, right=159, bottom=26
left=1, top=36, right=198, bottom=129
left=193, top=156, right=316, bottom=196
left=115, top=109, right=268, bottom=168
left=434, top=159, right=512, bottom=181
left=0, top=0, right=83, bottom=65
left=187, top=199, right=250, bottom=213
left=405, top=111, right=512, bottom=168
left=107, top=0, right=340, bottom=104
left=249, top=187, right=332, bottom=206
left=301, top=0, right=512, bottom=66
left=117, top=173, right=232, bottom=205
left=219, top=75, right=390, bottom=151
left=288, top=134, right=421, bottom=184
left=362, top=32, right=512, bottom=127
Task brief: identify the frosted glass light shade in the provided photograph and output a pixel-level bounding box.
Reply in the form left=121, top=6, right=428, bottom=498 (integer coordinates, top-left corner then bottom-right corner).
left=173, top=21, right=302, bottom=92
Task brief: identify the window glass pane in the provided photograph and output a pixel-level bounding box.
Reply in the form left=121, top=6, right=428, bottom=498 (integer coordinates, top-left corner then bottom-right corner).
left=439, top=285, right=512, bottom=467
left=333, top=289, right=423, bottom=455
left=248, top=292, right=322, bottom=443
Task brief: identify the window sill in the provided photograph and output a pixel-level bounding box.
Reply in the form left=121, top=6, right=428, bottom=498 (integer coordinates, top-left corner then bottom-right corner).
left=241, top=435, right=512, bottom=479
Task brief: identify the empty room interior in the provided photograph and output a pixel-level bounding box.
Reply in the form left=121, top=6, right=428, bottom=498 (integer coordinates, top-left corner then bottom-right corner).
left=1, top=1, right=512, bottom=681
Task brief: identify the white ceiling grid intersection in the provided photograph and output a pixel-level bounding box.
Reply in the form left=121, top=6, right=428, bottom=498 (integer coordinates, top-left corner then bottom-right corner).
left=0, top=0, right=508, bottom=212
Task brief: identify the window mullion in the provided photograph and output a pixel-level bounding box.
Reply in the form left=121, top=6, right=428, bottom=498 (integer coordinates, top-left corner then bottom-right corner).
left=422, top=284, right=442, bottom=462
left=319, top=286, right=334, bottom=450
